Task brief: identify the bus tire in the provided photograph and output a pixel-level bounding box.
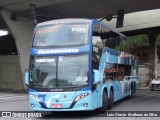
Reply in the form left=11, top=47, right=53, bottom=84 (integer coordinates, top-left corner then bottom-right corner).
left=98, top=91, right=108, bottom=112
left=107, top=90, right=114, bottom=110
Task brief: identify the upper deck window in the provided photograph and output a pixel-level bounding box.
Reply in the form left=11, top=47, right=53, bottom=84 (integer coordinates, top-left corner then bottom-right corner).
left=33, top=23, right=89, bottom=47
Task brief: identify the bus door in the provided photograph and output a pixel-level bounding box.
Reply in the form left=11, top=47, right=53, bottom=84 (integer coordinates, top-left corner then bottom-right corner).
left=104, top=63, right=120, bottom=100
left=119, top=65, right=131, bottom=96
left=117, top=66, right=130, bottom=96
left=119, top=77, right=130, bottom=97
left=92, top=71, right=99, bottom=109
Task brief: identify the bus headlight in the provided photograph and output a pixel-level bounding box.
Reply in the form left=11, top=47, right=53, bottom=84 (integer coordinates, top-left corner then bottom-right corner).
left=30, top=94, right=41, bottom=102
left=74, top=93, right=89, bottom=102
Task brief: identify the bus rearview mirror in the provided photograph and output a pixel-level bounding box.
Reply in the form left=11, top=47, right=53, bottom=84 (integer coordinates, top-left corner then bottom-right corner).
left=93, top=70, right=100, bottom=84
left=25, top=71, right=29, bottom=86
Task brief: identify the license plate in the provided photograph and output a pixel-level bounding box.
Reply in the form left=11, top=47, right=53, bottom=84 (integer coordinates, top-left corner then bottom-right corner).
left=52, top=104, right=62, bottom=108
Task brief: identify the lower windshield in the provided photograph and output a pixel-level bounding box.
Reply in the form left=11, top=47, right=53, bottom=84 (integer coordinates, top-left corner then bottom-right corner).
left=30, top=54, right=89, bottom=89
left=30, top=57, right=56, bottom=88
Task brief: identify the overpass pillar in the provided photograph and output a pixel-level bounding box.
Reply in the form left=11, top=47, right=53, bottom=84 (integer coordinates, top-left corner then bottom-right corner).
left=147, top=31, right=159, bottom=78
left=1, top=10, right=34, bottom=89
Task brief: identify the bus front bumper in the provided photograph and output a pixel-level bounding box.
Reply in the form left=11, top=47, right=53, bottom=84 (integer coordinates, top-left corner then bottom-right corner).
left=29, top=91, right=95, bottom=111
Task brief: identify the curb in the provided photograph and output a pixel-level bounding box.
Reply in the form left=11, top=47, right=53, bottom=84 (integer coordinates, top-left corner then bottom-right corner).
left=0, top=88, right=28, bottom=93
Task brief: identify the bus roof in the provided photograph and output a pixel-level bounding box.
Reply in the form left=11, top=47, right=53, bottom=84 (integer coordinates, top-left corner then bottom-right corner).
left=36, top=18, right=92, bottom=27
left=36, top=18, right=126, bottom=38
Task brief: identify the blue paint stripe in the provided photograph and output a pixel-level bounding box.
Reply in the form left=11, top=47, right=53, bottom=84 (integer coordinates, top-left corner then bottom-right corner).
left=103, top=47, right=119, bottom=56
left=102, top=47, right=137, bottom=65
left=30, top=45, right=90, bottom=56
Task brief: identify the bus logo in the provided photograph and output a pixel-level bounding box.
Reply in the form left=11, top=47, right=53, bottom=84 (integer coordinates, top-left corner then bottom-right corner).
left=37, top=49, right=79, bottom=54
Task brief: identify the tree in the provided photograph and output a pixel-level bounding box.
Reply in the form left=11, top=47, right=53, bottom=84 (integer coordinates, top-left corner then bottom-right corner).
left=114, top=34, right=148, bottom=55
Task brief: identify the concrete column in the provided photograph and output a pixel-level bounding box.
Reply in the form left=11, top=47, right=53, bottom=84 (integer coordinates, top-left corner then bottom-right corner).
left=0, top=56, right=23, bottom=89
left=148, top=31, right=158, bottom=78
left=1, top=10, right=34, bottom=88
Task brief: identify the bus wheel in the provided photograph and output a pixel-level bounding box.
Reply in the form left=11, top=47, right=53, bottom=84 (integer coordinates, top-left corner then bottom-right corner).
left=98, top=91, right=108, bottom=112
left=107, top=90, right=114, bottom=110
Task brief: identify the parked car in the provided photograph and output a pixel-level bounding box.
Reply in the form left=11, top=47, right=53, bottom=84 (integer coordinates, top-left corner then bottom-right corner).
left=150, top=76, right=160, bottom=91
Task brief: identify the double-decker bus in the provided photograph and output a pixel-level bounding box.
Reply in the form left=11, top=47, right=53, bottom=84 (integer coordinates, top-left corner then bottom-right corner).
left=25, top=19, right=139, bottom=112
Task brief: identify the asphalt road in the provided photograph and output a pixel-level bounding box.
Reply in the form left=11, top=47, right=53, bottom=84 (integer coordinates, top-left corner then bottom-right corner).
left=0, top=89, right=160, bottom=120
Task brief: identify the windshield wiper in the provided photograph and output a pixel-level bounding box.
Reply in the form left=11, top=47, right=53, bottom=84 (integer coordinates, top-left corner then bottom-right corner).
left=31, top=85, right=48, bottom=88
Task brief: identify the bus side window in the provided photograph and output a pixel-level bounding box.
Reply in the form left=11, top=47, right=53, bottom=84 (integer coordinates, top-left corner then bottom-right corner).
left=99, top=25, right=122, bottom=48
left=117, top=65, right=125, bottom=81
left=104, top=63, right=118, bottom=82
left=125, top=65, right=131, bottom=76
left=92, top=22, right=103, bottom=70
left=117, top=64, right=131, bottom=81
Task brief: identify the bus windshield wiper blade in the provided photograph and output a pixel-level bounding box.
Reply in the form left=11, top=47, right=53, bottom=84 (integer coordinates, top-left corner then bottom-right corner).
left=32, top=85, right=48, bottom=88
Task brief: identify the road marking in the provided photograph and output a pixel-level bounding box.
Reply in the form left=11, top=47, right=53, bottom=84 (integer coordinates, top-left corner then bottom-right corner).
left=8, top=98, right=28, bottom=100
left=0, top=94, right=27, bottom=97
left=0, top=96, right=28, bottom=99
left=0, top=93, right=28, bottom=101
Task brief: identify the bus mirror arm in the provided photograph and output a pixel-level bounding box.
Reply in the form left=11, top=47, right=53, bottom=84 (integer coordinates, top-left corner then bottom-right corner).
left=24, top=71, right=29, bottom=86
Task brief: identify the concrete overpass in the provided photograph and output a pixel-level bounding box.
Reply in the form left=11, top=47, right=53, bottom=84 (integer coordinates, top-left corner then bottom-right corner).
left=0, top=0, right=160, bottom=90
left=0, top=0, right=160, bottom=18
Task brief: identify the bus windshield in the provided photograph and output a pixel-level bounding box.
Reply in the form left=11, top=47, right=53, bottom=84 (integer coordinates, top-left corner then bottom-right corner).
left=30, top=54, right=89, bottom=90
left=33, top=23, right=89, bottom=47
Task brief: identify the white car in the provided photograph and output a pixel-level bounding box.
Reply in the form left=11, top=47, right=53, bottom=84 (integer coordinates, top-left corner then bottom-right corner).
left=150, top=76, right=160, bottom=91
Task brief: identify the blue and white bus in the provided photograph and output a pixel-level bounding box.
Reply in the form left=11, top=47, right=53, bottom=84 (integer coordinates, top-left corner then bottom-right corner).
left=25, top=19, right=139, bottom=112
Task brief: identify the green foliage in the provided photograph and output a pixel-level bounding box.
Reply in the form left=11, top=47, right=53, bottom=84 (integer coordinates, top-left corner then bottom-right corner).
left=156, top=34, right=160, bottom=42
left=114, top=34, right=148, bottom=54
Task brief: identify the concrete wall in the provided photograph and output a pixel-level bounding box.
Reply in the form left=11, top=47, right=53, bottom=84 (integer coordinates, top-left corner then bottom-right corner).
left=138, top=64, right=153, bottom=86
left=157, top=63, right=160, bottom=77
left=0, top=55, right=23, bottom=89
left=1, top=10, right=34, bottom=88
